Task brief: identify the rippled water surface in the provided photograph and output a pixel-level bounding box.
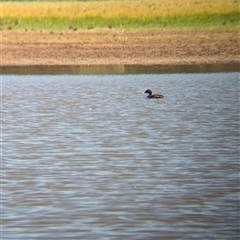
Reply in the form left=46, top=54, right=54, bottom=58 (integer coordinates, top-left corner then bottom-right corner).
left=2, top=72, right=239, bottom=239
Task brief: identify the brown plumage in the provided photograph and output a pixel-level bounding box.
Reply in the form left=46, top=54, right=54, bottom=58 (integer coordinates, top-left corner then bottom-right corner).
left=144, top=89, right=164, bottom=98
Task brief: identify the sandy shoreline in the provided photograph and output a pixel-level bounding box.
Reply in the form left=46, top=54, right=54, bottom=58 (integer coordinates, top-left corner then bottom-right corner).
left=1, top=29, right=239, bottom=66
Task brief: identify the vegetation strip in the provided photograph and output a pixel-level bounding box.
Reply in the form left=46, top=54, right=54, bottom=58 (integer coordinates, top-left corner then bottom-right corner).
left=1, top=0, right=239, bottom=30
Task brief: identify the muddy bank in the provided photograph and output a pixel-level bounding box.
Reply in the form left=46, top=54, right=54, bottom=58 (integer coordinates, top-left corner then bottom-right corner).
left=1, top=29, right=239, bottom=66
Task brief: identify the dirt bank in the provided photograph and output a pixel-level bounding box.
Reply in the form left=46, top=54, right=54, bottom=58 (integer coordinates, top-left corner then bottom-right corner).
left=1, top=29, right=239, bottom=66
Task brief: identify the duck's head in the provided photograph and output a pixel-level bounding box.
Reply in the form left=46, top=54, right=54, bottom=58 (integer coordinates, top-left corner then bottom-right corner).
left=144, top=89, right=152, bottom=95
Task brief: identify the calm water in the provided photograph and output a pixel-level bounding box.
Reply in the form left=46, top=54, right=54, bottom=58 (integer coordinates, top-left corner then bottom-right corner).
left=1, top=72, right=239, bottom=239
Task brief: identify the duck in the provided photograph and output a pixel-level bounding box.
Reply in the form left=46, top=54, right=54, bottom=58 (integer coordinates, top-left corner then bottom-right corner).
left=144, top=89, right=164, bottom=98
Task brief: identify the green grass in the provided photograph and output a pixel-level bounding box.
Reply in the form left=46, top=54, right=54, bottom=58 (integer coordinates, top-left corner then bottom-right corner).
left=1, top=0, right=239, bottom=30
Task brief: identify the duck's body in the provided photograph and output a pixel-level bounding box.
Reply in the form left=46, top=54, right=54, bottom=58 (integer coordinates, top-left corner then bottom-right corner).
left=144, top=89, right=164, bottom=98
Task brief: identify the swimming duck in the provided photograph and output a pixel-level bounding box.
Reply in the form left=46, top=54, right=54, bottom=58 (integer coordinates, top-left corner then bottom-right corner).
left=144, top=89, right=164, bottom=98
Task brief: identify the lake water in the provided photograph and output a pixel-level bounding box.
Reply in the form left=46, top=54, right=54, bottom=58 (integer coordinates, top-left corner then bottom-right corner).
left=1, top=72, right=239, bottom=239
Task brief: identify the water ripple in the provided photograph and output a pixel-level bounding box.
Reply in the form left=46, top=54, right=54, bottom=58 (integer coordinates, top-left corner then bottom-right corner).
left=2, top=73, right=239, bottom=239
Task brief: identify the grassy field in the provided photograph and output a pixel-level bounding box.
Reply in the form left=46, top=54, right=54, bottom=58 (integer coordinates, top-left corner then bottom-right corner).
left=1, top=0, right=239, bottom=30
